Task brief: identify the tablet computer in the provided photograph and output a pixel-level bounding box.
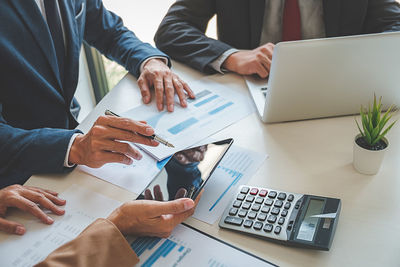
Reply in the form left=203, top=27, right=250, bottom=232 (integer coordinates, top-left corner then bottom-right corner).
left=137, top=138, right=233, bottom=201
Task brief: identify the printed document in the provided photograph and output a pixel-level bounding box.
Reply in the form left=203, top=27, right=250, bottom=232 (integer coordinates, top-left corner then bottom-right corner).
left=128, top=224, right=276, bottom=267
left=122, top=76, right=255, bottom=160
left=193, top=146, right=267, bottom=224
left=0, top=185, right=121, bottom=267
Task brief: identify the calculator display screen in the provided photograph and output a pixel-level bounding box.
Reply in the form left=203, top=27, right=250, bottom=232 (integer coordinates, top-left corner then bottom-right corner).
left=296, top=199, right=324, bottom=242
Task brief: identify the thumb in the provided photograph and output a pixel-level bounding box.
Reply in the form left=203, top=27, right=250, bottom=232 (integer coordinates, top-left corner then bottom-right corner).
left=148, top=198, right=195, bottom=217
left=0, top=217, right=26, bottom=235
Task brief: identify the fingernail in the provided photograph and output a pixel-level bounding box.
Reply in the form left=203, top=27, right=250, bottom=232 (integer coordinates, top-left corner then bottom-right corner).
left=158, top=104, right=163, bottom=111
left=183, top=199, right=195, bottom=210
left=47, top=217, right=54, bottom=224
left=125, top=158, right=133, bottom=165
left=15, top=226, right=25, bottom=235
left=136, top=153, right=143, bottom=160
left=145, top=127, right=154, bottom=135
left=168, top=104, right=174, bottom=112
left=182, top=99, right=187, bottom=107
left=144, top=96, right=150, bottom=103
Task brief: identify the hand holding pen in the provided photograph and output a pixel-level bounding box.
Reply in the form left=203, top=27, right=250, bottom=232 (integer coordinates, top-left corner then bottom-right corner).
left=68, top=112, right=160, bottom=168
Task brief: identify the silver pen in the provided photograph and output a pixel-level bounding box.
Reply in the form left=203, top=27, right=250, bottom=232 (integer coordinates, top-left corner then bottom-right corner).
left=104, top=109, right=175, bottom=148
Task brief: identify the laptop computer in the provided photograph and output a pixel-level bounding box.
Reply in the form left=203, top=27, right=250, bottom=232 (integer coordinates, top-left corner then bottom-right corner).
left=245, top=32, right=400, bottom=123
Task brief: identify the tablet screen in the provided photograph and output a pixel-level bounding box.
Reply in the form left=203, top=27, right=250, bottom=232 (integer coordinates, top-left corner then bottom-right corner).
left=138, top=139, right=233, bottom=201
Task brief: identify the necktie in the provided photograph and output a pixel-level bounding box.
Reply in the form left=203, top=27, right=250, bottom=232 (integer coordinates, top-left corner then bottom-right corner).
left=282, top=0, right=301, bottom=41
left=44, top=0, right=65, bottom=84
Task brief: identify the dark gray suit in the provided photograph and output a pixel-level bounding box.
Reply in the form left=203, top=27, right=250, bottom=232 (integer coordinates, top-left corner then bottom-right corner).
left=154, top=0, right=400, bottom=73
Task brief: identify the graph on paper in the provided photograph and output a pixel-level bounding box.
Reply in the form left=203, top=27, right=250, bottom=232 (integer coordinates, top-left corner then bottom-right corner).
left=129, top=224, right=275, bottom=267
left=122, top=77, right=254, bottom=160
left=192, top=146, right=267, bottom=224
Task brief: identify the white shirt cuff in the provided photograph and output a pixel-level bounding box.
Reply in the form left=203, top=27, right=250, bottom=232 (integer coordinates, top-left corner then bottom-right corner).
left=64, top=133, right=81, bottom=168
left=139, top=57, right=169, bottom=74
left=209, top=48, right=239, bottom=74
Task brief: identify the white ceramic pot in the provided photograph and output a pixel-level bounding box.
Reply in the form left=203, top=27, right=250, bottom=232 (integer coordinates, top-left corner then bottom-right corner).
left=353, top=134, right=388, bottom=175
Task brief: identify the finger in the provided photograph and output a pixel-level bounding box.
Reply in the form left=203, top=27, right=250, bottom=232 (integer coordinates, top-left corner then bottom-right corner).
left=153, top=185, right=164, bottom=201
left=164, top=76, right=175, bottom=112
left=144, top=189, right=154, bottom=200
left=256, top=62, right=269, bottom=78
left=146, top=198, right=195, bottom=217
left=172, top=78, right=187, bottom=108
left=21, top=189, right=65, bottom=216
left=138, top=76, right=152, bottom=104
left=101, top=140, right=143, bottom=160
left=98, top=151, right=134, bottom=166
left=27, top=187, right=59, bottom=196
left=0, top=217, right=25, bottom=235
left=181, top=79, right=195, bottom=99
left=96, top=116, right=155, bottom=137
left=10, top=196, right=54, bottom=224
left=25, top=187, right=65, bottom=206
left=101, top=127, right=158, bottom=147
left=154, top=77, right=165, bottom=111
left=162, top=205, right=196, bottom=226
left=260, top=58, right=271, bottom=74
left=174, top=188, right=187, bottom=199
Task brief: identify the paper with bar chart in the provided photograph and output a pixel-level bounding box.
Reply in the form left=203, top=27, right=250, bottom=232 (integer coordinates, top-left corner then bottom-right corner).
left=0, top=185, right=121, bottom=267
left=122, top=77, right=254, bottom=160
left=128, top=224, right=276, bottom=267
left=192, top=145, right=267, bottom=224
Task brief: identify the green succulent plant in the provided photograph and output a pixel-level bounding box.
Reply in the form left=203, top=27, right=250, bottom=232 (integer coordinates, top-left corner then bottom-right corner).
left=355, top=95, right=397, bottom=147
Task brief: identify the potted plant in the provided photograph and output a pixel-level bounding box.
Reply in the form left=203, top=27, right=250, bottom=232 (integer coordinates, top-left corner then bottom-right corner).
left=353, top=95, right=396, bottom=175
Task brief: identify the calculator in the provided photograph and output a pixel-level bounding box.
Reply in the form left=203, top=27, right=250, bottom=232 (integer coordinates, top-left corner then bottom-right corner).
left=219, top=185, right=341, bottom=251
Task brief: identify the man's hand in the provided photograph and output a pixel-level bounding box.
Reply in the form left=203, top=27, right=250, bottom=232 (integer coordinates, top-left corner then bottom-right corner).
left=138, top=59, right=195, bottom=112
left=107, top=197, right=200, bottom=237
left=222, top=43, right=275, bottom=78
left=69, top=116, right=159, bottom=168
left=0, top=185, right=66, bottom=235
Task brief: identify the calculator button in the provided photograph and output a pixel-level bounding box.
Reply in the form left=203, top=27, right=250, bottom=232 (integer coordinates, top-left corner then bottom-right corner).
left=250, top=188, right=259, bottom=195
left=233, top=200, right=242, bottom=208
left=257, top=213, right=267, bottom=221
left=263, top=224, right=273, bottom=232
left=288, top=194, right=294, bottom=202
left=271, top=207, right=280, bottom=215
left=261, top=206, right=270, bottom=213
left=284, top=202, right=291, bottom=210
left=240, top=187, right=250, bottom=194
left=274, top=200, right=283, bottom=208
left=268, top=191, right=277, bottom=199
left=237, top=194, right=246, bottom=201
left=259, top=189, right=268, bottom=197
left=255, top=197, right=264, bottom=204
left=267, top=215, right=277, bottom=223
left=278, top=217, right=285, bottom=225
left=265, top=199, right=274, bottom=206
left=229, top=208, right=238, bottom=216
left=253, top=222, right=263, bottom=230
left=251, top=204, right=261, bottom=211
left=246, top=195, right=255, bottom=203
left=274, top=226, right=282, bottom=234
left=277, top=193, right=287, bottom=200
left=224, top=216, right=243, bottom=226
left=244, top=220, right=253, bottom=228
left=281, top=210, right=288, bottom=217
left=248, top=211, right=257, bottom=219
left=242, top=202, right=251, bottom=210
left=238, top=210, right=248, bottom=217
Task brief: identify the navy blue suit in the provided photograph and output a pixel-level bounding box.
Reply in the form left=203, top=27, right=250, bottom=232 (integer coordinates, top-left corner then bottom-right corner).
left=0, top=0, right=169, bottom=187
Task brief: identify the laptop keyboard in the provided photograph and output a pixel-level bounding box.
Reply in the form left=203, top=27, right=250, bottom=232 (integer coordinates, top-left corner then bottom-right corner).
left=261, top=87, right=268, bottom=98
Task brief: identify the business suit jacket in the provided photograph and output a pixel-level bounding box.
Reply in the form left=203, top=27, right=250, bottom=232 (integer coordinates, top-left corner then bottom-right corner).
left=35, top=219, right=140, bottom=267
left=0, top=0, right=168, bottom=187
left=154, top=0, right=400, bottom=73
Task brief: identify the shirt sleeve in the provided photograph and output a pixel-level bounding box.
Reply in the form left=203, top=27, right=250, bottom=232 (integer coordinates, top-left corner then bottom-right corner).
left=208, top=48, right=239, bottom=74
left=64, top=133, right=82, bottom=168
